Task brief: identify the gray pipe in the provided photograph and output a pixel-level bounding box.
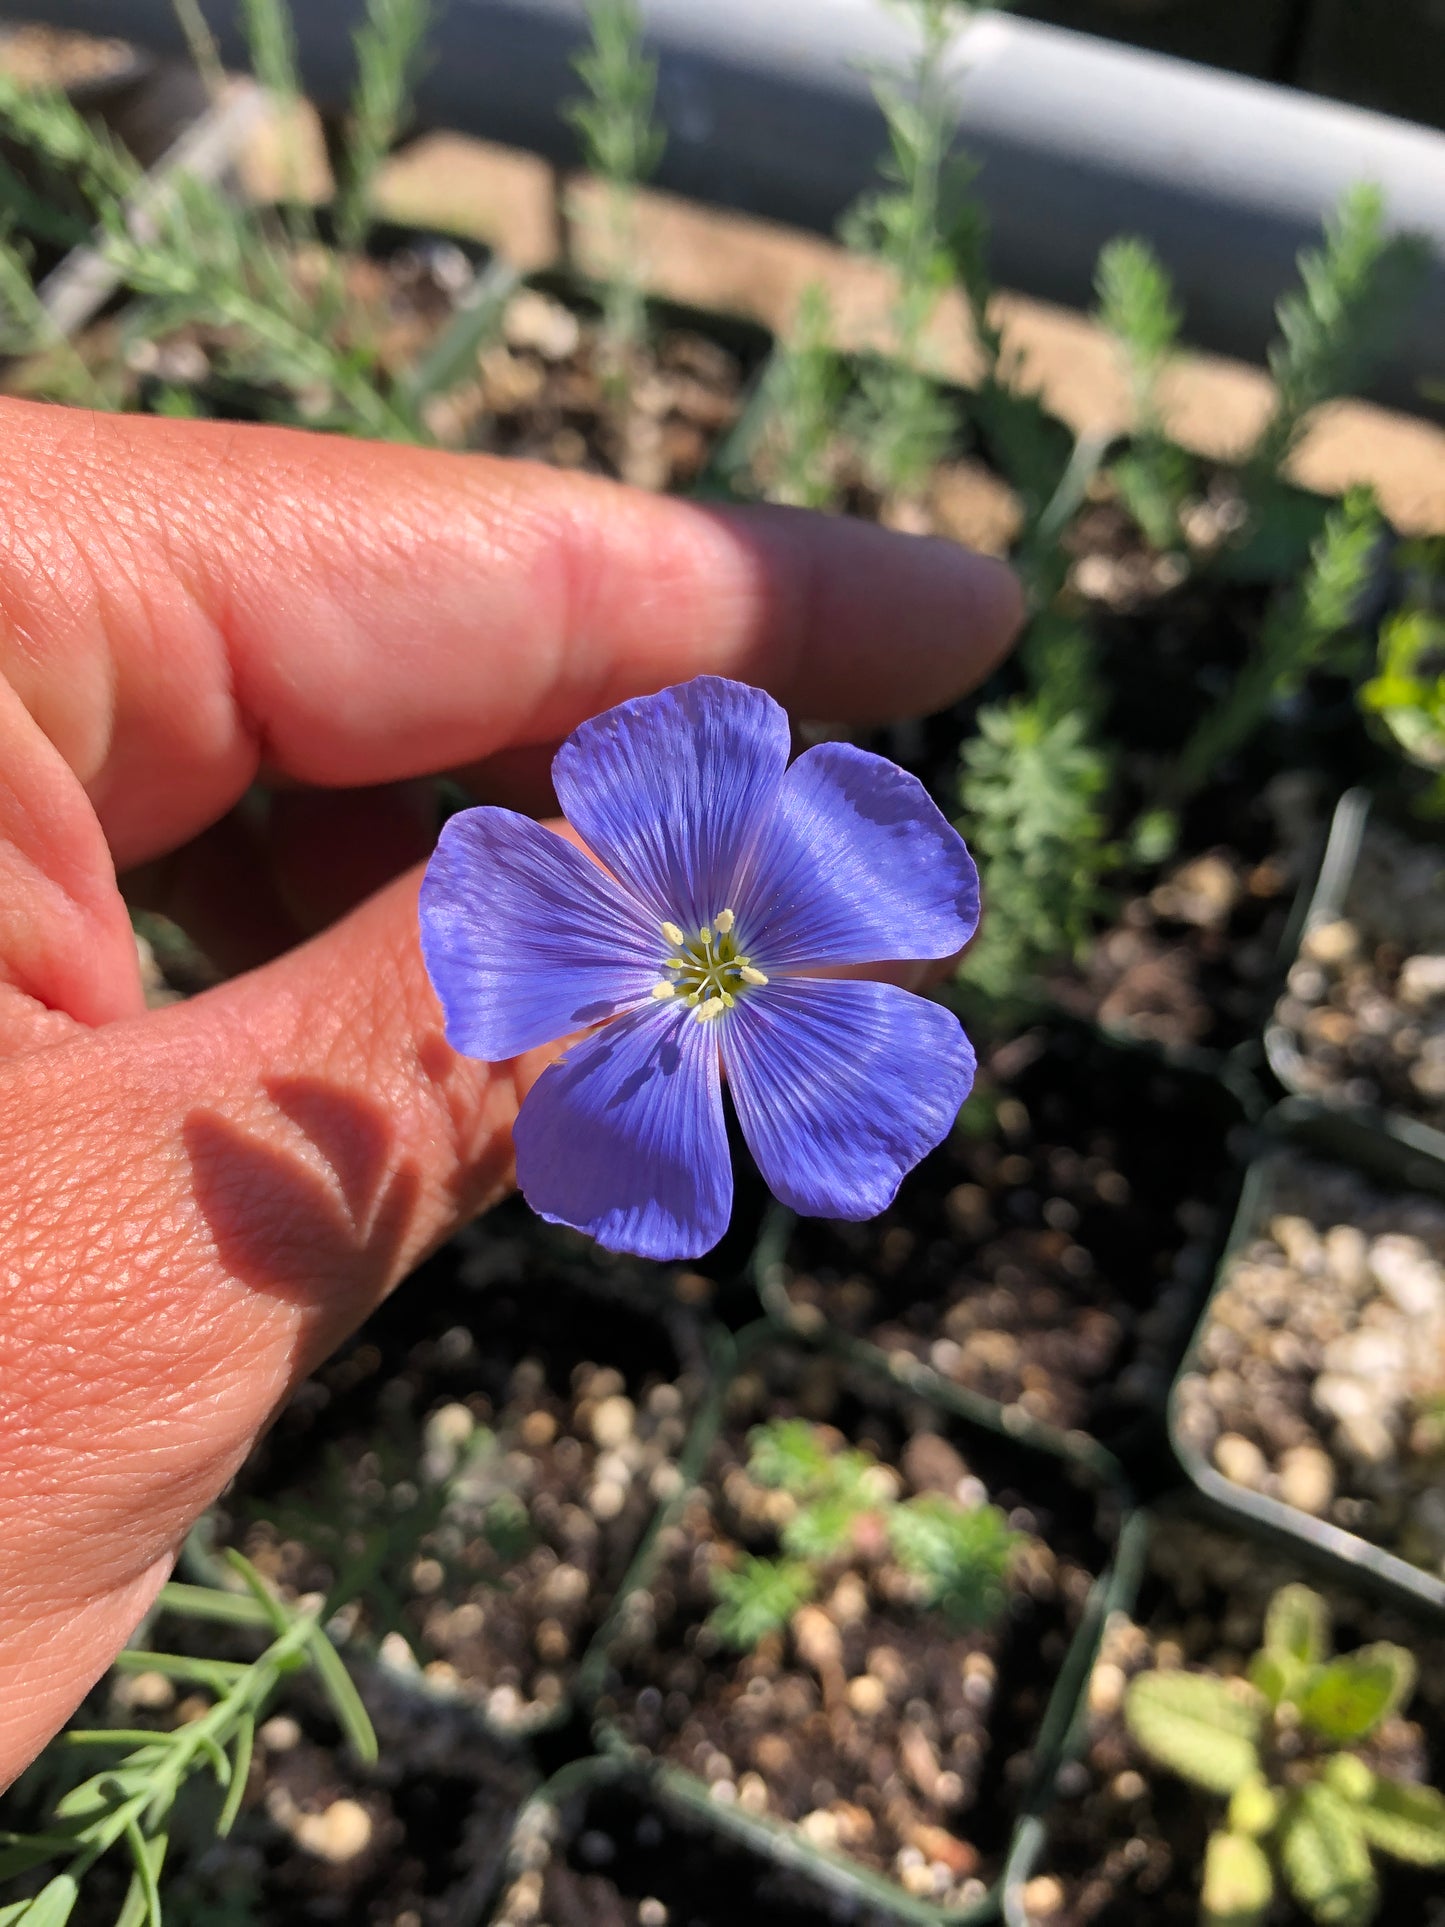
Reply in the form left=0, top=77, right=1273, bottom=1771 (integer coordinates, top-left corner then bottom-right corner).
left=17, top=0, right=1445, bottom=412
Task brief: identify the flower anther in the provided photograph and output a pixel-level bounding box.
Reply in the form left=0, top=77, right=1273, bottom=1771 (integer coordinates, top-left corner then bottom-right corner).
left=652, top=908, right=769, bottom=1017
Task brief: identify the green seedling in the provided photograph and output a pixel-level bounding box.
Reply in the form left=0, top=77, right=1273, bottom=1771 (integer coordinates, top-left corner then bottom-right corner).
left=839, top=0, right=972, bottom=497
left=0, top=0, right=440, bottom=442
left=1170, top=487, right=1381, bottom=800
left=748, top=282, right=846, bottom=509
left=1125, top=1583, right=1445, bottom=1927
left=1360, top=604, right=1445, bottom=810
left=565, top=0, right=665, bottom=385
left=1251, top=185, right=1429, bottom=486
left=0, top=1553, right=375, bottom=1927
left=956, top=694, right=1115, bottom=1004
left=708, top=1418, right=1021, bottom=1649
left=1094, top=234, right=1194, bottom=553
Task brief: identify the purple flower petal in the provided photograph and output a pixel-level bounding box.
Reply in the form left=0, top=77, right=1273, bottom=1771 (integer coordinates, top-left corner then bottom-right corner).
left=552, top=676, right=791, bottom=930
left=419, top=806, right=661, bottom=1061
left=720, top=978, right=975, bottom=1219
left=514, top=1001, right=731, bottom=1259
left=735, top=742, right=979, bottom=969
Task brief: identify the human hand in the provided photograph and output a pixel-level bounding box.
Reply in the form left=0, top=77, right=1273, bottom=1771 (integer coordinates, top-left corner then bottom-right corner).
left=0, top=396, right=1021, bottom=1787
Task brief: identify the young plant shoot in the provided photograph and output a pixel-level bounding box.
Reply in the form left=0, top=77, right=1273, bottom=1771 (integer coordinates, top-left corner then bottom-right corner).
left=419, top=677, right=979, bottom=1259
left=1360, top=590, right=1445, bottom=809
left=955, top=694, right=1113, bottom=1005
left=0, top=1555, right=375, bottom=1925
left=1125, top=1584, right=1445, bottom=1927
left=1094, top=234, right=1193, bottom=552
left=709, top=1419, right=1020, bottom=1649
left=565, top=0, right=665, bottom=381
left=841, top=0, right=971, bottom=498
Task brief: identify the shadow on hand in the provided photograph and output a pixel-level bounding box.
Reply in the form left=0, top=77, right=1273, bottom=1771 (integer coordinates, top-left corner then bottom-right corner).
left=182, top=1075, right=424, bottom=1362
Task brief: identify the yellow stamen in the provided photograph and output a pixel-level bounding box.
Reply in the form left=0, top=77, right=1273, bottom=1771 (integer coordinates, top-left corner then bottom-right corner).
left=651, top=909, right=767, bottom=1016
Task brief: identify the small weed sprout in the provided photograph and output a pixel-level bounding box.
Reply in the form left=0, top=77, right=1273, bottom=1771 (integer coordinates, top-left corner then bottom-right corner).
left=1125, top=1583, right=1445, bottom=1926
left=1171, top=487, right=1382, bottom=800
left=708, top=1418, right=1020, bottom=1651
left=0, top=1553, right=375, bottom=1927
left=1094, top=235, right=1193, bottom=551
left=565, top=0, right=665, bottom=383
left=887, top=1495, right=1018, bottom=1629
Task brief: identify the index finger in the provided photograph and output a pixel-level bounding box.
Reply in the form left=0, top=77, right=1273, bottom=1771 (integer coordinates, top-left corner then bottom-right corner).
left=0, top=399, right=1022, bottom=876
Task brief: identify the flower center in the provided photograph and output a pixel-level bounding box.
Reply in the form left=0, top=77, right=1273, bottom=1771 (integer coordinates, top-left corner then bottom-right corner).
left=650, top=906, right=768, bottom=1022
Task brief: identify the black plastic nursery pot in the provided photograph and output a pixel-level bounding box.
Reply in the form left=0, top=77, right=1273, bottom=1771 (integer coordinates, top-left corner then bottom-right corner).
left=998, top=1500, right=1445, bottom=1926
left=1011, top=0, right=1297, bottom=81
left=488, top=1750, right=919, bottom=1927
left=207, top=1204, right=718, bottom=1749
left=1168, top=1098, right=1445, bottom=1619
left=1265, top=785, right=1445, bottom=1164
left=751, top=1018, right=1254, bottom=1478
left=584, top=1322, right=1131, bottom=1927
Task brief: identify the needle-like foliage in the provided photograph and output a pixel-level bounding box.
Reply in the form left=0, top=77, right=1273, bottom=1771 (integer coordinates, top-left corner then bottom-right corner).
left=0, top=1554, right=375, bottom=1927
left=1095, top=234, right=1193, bottom=551
left=565, top=0, right=665, bottom=383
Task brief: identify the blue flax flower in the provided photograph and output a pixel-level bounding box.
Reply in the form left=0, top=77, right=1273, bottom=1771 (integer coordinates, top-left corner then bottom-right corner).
left=419, top=676, right=978, bottom=1260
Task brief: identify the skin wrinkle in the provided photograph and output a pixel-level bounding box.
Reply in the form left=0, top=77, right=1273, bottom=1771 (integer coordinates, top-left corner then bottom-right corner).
left=0, top=921, right=487, bottom=1600
left=0, top=518, right=115, bottom=783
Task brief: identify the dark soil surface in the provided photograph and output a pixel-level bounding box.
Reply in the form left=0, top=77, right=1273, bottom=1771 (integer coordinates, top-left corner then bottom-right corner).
left=1049, top=787, right=1311, bottom=1060
left=215, top=1212, right=706, bottom=1738
left=1017, top=1517, right=1445, bottom=1927
left=42, top=254, right=761, bottom=500
left=1272, top=820, right=1445, bottom=1126
left=463, top=279, right=762, bottom=491
left=773, top=1022, right=1244, bottom=1442
left=598, top=1350, right=1109, bottom=1911
left=1049, top=506, right=1338, bottom=1058
left=498, top=1777, right=938, bottom=1927
left=1173, top=1153, right=1445, bottom=1576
